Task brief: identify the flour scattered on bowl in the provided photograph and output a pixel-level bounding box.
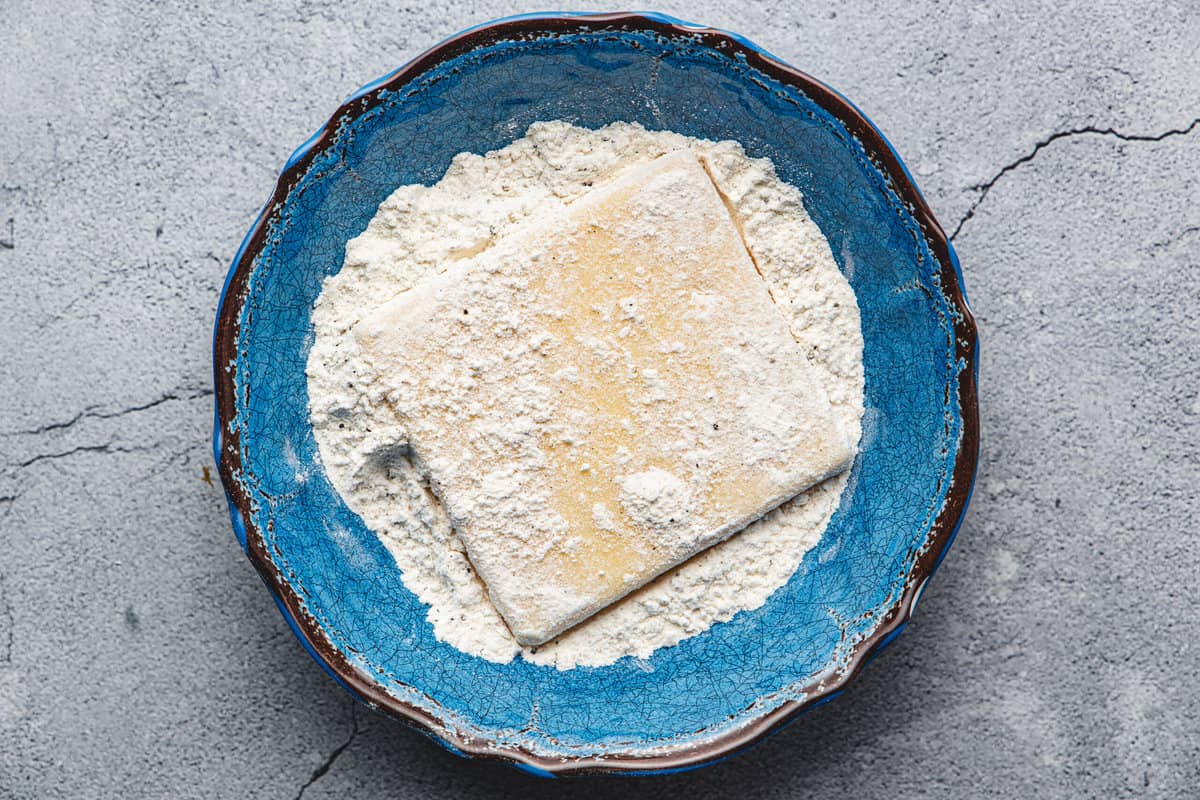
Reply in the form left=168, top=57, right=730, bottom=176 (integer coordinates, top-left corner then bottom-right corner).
left=306, top=121, right=864, bottom=669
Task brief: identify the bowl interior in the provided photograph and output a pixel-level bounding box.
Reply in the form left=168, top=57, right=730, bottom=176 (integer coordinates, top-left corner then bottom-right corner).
left=219, top=18, right=970, bottom=767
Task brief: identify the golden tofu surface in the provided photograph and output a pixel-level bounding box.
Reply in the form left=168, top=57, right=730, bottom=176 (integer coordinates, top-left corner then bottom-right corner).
left=355, top=151, right=853, bottom=645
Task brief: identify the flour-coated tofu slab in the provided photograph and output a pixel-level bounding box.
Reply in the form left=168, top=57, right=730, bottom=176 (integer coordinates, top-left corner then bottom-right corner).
left=355, top=151, right=854, bottom=646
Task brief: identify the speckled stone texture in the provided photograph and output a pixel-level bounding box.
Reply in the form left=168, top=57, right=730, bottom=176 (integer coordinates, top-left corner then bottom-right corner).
left=0, top=1, right=1197, bottom=797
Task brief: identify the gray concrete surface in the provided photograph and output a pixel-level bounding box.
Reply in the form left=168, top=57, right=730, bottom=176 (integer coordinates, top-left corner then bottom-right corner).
left=2, top=1, right=1198, bottom=797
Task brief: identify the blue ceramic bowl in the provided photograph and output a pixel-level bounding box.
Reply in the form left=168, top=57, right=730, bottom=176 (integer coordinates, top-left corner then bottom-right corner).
left=214, top=12, right=978, bottom=775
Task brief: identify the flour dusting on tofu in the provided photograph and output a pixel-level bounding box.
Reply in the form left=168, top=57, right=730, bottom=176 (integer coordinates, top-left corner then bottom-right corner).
left=352, top=152, right=853, bottom=646
left=306, top=121, right=864, bottom=668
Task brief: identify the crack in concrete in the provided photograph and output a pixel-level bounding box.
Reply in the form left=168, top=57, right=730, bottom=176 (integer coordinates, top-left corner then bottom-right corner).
left=1146, top=225, right=1200, bottom=254
left=1, top=388, right=214, bottom=439
left=1103, top=65, right=1137, bottom=82
left=14, top=442, right=160, bottom=470
left=294, top=705, right=359, bottom=800
left=950, top=117, right=1200, bottom=241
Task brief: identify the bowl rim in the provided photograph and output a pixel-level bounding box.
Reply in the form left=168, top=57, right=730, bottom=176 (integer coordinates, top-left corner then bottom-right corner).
left=212, top=11, right=980, bottom=777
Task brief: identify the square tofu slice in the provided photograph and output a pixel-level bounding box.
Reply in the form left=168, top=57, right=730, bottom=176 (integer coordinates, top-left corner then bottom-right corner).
left=355, top=150, right=853, bottom=646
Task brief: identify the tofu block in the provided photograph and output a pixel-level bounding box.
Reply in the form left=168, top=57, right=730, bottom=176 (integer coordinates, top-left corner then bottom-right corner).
left=355, top=151, right=853, bottom=646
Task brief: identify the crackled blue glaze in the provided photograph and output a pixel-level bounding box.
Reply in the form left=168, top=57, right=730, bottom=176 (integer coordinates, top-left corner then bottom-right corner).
left=217, top=17, right=970, bottom=765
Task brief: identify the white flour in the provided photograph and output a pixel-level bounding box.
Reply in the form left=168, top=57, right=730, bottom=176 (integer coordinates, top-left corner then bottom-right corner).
left=306, top=121, right=864, bottom=669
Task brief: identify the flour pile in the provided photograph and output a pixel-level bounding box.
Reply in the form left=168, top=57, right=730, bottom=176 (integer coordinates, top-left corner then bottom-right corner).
left=306, top=121, right=864, bottom=669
